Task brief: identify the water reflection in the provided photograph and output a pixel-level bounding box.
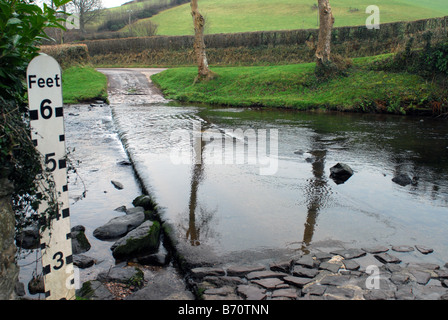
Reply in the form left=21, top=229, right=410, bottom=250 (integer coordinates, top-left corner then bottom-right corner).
left=302, top=148, right=328, bottom=253
left=185, top=122, right=205, bottom=246
left=112, top=103, right=448, bottom=262
left=180, top=121, right=217, bottom=247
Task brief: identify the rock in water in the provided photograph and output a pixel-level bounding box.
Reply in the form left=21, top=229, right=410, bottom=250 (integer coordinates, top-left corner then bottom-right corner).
left=70, top=225, right=91, bottom=254
left=329, top=163, right=354, bottom=184
left=28, top=275, right=45, bottom=295
left=93, top=211, right=145, bottom=240
left=132, top=194, right=157, bottom=211
left=415, top=245, right=434, bottom=254
left=111, top=220, right=161, bottom=260
left=73, top=254, right=95, bottom=269
left=15, top=223, right=40, bottom=249
left=392, top=174, right=412, bottom=186
left=111, top=180, right=124, bottom=190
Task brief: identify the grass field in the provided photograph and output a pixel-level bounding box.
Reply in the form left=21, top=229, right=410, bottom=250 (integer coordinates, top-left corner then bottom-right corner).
left=138, top=0, right=448, bottom=35
left=151, top=54, right=445, bottom=114
left=62, top=66, right=108, bottom=104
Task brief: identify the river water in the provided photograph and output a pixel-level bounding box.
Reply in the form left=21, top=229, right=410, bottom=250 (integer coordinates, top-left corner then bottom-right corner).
left=112, top=102, right=448, bottom=264
left=100, top=69, right=448, bottom=267
left=17, top=68, right=448, bottom=298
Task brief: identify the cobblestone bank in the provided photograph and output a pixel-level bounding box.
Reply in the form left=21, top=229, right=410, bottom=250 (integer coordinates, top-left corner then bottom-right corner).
left=187, top=247, right=448, bottom=300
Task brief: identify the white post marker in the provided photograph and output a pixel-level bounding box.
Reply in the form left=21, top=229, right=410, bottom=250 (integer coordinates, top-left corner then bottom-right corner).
left=27, top=54, right=75, bottom=300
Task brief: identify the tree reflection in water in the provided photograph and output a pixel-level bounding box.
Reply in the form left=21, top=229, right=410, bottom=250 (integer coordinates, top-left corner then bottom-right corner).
left=180, top=121, right=217, bottom=246
left=301, top=145, right=330, bottom=254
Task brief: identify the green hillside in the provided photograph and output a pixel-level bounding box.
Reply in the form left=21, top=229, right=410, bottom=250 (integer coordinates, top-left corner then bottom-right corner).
left=86, top=0, right=188, bottom=32
left=136, top=0, right=448, bottom=36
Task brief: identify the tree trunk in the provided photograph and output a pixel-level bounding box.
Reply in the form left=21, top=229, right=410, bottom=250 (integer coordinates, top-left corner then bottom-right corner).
left=315, top=0, right=334, bottom=66
left=79, top=8, right=86, bottom=33
left=0, top=178, right=19, bottom=300
left=191, top=0, right=213, bottom=82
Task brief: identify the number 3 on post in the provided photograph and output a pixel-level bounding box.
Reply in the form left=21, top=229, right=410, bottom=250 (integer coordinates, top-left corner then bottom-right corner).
left=27, top=54, right=75, bottom=300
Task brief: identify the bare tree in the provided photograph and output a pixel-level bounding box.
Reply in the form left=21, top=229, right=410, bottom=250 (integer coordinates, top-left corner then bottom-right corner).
left=72, top=0, right=103, bottom=33
left=190, top=0, right=214, bottom=82
left=315, top=0, right=334, bottom=67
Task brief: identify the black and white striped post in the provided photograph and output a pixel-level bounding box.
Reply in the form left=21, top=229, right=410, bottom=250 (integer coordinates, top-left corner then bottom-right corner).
left=26, top=54, right=75, bottom=300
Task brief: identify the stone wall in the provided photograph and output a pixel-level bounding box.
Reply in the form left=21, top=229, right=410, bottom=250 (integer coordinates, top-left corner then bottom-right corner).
left=82, top=16, right=448, bottom=66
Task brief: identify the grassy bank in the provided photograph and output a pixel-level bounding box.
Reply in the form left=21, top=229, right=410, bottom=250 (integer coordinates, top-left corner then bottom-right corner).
left=62, top=65, right=108, bottom=104
left=151, top=54, right=447, bottom=114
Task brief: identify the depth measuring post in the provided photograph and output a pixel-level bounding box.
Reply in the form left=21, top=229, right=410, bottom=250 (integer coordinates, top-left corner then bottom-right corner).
left=26, top=54, right=75, bottom=300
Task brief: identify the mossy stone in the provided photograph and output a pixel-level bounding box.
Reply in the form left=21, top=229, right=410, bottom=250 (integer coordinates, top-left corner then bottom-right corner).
left=132, top=195, right=157, bottom=211
left=112, top=220, right=161, bottom=260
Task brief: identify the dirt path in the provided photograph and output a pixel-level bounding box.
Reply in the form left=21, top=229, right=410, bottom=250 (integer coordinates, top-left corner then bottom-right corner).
left=97, top=68, right=168, bottom=105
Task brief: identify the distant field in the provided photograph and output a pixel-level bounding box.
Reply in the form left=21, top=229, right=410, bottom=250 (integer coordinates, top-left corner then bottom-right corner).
left=86, top=0, right=186, bottom=32
left=137, top=0, right=448, bottom=35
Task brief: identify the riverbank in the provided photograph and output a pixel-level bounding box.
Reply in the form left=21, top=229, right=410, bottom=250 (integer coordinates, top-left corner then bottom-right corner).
left=62, top=65, right=108, bottom=104
left=151, top=54, right=447, bottom=115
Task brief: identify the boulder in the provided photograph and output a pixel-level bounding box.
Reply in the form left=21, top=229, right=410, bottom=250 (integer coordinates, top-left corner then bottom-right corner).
left=136, top=244, right=169, bottom=266
left=97, top=264, right=144, bottom=287
left=28, top=275, right=44, bottom=295
left=15, top=224, right=40, bottom=249
left=329, top=163, right=353, bottom=184
left=415, top=245, right=434, bottom=254
left=132, top=194, right=157, bottom=211
left=93, top=210, right=145, bottom=240
left=76, top=280, right=114, bottom=300
left=392, top=174, right=412, bottom=186
left=69, top=225, right=91, bottom=254
left=111, top=180, right=124, bottom=190
left=73, top=254, right=95, bottom=269
left=114, top=205, right=127, bottom=212
left=111, top=220, right=161, bottom=260
left=136, top=251, right=168, bottom=266
left=125, top=269, right=195, bottom=300
left=125, top=206, right=144, bottom=215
